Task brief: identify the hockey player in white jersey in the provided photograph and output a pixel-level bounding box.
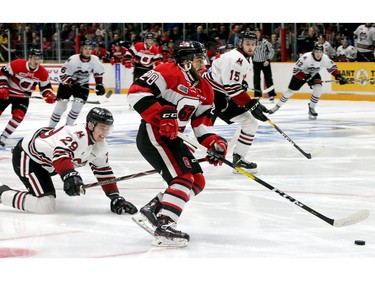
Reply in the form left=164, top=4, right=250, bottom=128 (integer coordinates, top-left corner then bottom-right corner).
left=202, top=29, right=269, bottom=173
left=269, top=42, right=349, bottom=120
left=0, top=107, right=137, bottom=215
left=48, top=40, right=106, bottom=128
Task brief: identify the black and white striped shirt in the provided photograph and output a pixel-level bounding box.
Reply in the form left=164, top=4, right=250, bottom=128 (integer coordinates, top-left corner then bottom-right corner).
left=252, top=39, right=275, bottom=62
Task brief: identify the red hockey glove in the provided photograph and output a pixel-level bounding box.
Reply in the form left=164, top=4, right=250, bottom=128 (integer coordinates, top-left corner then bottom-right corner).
left=0, top=85, right=9, bottom=100
left=201, top=135, right=228, bottom=166
left=158, top=106, right=178, bottom=139
left=110, top=57, right=116, bottom=65
left=121, top=56, right=134, bottom=68
left=42, top=90, right=56, bottom=104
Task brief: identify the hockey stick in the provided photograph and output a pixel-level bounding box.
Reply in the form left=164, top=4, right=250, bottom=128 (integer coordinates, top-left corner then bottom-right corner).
left=79, top=157, right=207, bottom=194
left=8, top=93, right=101, bottom=104
left=323, top=78, right=374, bottom=84
left=177, top=132, right=369, bottom=227
left=251, top=85, right=275, bottom=95
left=266, top=118, right=312, bottom=159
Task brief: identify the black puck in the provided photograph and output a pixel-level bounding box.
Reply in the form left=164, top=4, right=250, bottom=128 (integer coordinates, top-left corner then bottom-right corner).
left=354, top=240, right=365, bottom=246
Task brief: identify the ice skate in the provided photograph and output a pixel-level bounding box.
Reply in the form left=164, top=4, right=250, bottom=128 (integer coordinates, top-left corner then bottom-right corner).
left=152, top=215, right=190, bottom=248
left=308, top=103, right=318, bottom=120
left=232, top=153, right=257, bottom=174
left=132, top=192, right=162, bottom=235
left=0, top=135, right=6, bottom=148
left=0, top=184, right=11, bottom=203
left=268, top=104, right=280, bottom=114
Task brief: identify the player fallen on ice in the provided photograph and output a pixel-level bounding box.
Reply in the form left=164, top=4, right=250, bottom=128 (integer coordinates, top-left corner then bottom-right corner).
left=0, top=107, right=137, bottom=215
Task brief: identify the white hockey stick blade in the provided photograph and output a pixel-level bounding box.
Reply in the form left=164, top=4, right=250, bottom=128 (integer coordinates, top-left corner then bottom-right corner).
left=333, top=209, right=370, bottom=227
left=262, top=85, right=275, bottom=94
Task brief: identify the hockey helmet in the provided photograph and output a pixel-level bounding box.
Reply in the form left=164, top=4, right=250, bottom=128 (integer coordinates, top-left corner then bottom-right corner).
left=81, top=40, right=93, bottom=50
left=173, top=41, right=206, bottom=64
left=238, top=29, right=257, bottom=47
left=86, top=107, right=114, bottom=127
left=144, top=32, right=155, bottom=40
left=313, top=42, right=324, bottom=51
left=29, top=48, right=43, bottom=58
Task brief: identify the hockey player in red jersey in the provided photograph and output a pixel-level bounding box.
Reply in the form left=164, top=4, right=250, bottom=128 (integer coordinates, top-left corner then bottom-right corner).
left=92, top=42, right=110, bottom=63
left=128, top=32, right=162, bottom=81
left=202, top=29, right=269, bottom=174
left=0, top=49, right=56, bottom=147
left=48, top=40, right=106, bottom=128
left=128, top=41, right=227, bottom=247
left=0, top=107, right=137, bottom=215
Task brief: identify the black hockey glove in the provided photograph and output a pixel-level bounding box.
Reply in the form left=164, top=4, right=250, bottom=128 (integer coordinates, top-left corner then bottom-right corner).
left=108, top=193, right=138, bottom=215
left=241, top=80, right=249, bottom=91
left=96, top=83, right=105, bottom=96
left=336, top=75, right=349, bottom=85
left=62, top=169, right=83, bottom=196
left=247, top=99, right=269, bottom=122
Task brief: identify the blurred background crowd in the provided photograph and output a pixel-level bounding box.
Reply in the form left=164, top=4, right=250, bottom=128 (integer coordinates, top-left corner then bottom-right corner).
left=0, top=22, right=371, bottom=63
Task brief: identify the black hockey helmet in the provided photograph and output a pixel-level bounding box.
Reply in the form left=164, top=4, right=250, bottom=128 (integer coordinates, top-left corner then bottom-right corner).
left=144, top=32, right=155, bottom=40
left=29, top=48, right=43, bottom=58
left=173, top=41, right=206, bottom=64
left=313, top=42, right=324, bottom=51
left=81, top=40, right=93, bottom=48
left=238, top=29, right=257, bottom=47
left=86, top=107, right=114, bottom=127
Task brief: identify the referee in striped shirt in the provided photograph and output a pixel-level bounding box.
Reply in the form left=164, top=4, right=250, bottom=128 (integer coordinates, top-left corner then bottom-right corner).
left=252, top=29, right=276, bottom=101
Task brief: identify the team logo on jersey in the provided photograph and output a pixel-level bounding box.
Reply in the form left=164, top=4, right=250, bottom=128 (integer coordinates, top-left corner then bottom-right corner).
left=177, top=84, right=188, bottom=94
left=75, top=131, right=85, bottom=138
left=236, top=58, right=243, bottom=66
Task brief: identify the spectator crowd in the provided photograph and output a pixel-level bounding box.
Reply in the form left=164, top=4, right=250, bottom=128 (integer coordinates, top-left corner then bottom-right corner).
left=0, top=22, right=373, bottom=64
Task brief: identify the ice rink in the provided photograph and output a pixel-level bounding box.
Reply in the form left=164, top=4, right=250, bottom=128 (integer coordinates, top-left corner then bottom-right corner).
left=0, top=93, right=374, bottom=279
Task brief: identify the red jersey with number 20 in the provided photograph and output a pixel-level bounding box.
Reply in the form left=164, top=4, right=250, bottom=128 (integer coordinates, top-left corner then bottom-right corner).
left=127, top=62, right=216, bottom=140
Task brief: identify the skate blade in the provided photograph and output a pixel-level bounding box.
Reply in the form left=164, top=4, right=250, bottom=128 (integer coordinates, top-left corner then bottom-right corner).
left=308, top=115, right=317, bottom=120
left=132, top=213, right=156, bottom=236
left=151, top=236, right=189, bottom=248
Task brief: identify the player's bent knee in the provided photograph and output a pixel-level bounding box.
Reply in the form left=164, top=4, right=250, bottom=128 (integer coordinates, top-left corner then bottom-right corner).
left=12, top=109, right=26, bottom=122
left=192, top=173, right=206, bottom=196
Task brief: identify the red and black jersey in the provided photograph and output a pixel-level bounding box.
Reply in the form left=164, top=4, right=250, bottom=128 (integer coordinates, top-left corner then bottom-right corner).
left=128, top=42, right=162, bottom=68
left=0, top=58, right=53, bottom=96
left=92, top=48, right=110, bottom=62
left=127, top=62, right=216, bottom=142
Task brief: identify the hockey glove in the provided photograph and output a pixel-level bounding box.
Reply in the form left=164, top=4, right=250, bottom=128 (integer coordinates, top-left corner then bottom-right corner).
left=0, top=85, right=9, bottom=100
left=202, top=135, right=228, bottom=166
left=42, top=90, right=56, bottom=104
left=247, top=99, right=269, bottom=122
left=108, top=193, right=138, bottom=215
left=62, top=169, right=83, bottom=196
left=241, top=80, right=249, bottom=91
left=96, top=83, right=105, bottom=96
left=336, top=74, right=349, bottom=85
left=158, top=106, right=179, bottom=139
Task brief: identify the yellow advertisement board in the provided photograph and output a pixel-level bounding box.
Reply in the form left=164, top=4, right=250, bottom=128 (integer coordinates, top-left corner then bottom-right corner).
left=332, top=62, right=375, bottom=92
